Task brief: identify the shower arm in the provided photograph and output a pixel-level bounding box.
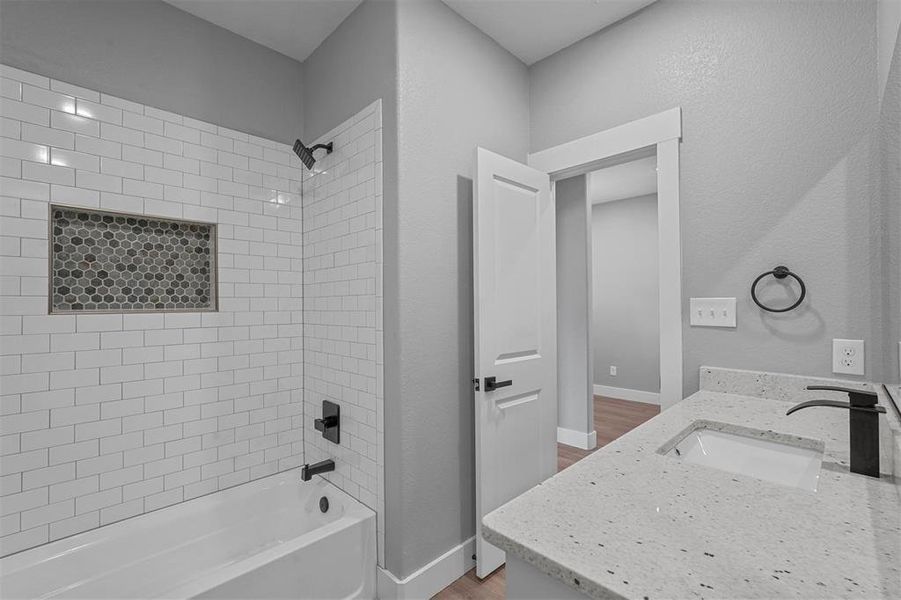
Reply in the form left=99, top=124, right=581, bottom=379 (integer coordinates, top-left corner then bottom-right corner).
left=310, top=142, right=333, bottom=154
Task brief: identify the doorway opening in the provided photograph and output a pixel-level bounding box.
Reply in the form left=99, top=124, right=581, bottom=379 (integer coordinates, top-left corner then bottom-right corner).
left=533, top=108, right=683, bottom=453
left=591, top=155, right=661, bottom=404
left=555, top=150, right=663, bottom=470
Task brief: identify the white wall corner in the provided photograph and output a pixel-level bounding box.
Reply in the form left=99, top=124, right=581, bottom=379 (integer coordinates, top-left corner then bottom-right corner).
left=593, top=384, right=661, bottom=406
left=556, top=427, right=597, bottom=450
left=376, top=536, right=475, bottom=600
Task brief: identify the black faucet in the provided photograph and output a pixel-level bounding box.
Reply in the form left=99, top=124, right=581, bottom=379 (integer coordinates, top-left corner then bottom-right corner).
left=786, top=385, right=886, bottom=478
left=301, top=459, right=335, bottom=482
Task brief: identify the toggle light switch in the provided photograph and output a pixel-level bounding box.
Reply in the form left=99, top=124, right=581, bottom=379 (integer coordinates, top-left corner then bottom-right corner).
left=690, top=298, right=737, bottom=328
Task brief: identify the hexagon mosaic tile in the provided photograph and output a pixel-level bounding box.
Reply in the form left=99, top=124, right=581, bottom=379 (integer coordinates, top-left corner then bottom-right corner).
left=50, top=206, right=216, bottom=313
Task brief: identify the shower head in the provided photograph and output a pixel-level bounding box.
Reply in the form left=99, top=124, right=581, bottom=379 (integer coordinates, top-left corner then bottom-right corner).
left=293, top=139, right=333, bottom=171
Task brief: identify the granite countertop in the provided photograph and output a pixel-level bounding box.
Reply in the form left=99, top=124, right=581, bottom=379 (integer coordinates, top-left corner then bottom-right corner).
left=482, top=386, right=901, bottom=599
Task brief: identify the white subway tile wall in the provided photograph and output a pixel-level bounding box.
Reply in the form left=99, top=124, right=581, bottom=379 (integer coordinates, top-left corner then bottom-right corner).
left=0, top=65, right=307, bottom=557
left=301, top=100, right=384, bottom=566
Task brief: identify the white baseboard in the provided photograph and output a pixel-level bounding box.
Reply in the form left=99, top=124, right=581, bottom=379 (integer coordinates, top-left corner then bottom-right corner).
left=556, top=427, right=597, bottom=449
left=594, top=384, right=660, bottom=405
left=377, top=536, right=475, bottom=599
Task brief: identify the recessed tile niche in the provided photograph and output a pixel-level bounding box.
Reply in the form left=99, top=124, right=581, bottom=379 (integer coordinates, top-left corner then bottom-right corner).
left=49, top=205, right=217, bottom=313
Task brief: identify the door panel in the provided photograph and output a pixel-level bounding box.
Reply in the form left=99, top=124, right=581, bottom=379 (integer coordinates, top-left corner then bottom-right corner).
left=474, top=147, right=556, bottom=579
left=490, top=177, right=541, bottom=365
left=493, top=391, right=542, bottom=500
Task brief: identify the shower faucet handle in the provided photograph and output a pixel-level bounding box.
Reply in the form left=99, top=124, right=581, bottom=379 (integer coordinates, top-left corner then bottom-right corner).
left=314, top=400, right=340, bottom=444
left=314, top=415, right=338, bottom=430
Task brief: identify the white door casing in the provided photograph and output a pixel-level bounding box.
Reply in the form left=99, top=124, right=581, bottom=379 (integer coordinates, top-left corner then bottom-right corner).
left=473, top=148, right=557, bottom=579
left=528, top=107, right=683, bottom=410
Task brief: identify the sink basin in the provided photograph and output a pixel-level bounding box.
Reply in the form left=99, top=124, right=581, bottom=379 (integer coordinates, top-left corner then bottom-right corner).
left=665, top=426, right=823, bottom=491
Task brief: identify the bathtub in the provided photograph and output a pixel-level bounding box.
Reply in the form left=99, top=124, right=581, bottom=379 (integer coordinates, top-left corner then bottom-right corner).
left=0, top=470, right=376, bottom=599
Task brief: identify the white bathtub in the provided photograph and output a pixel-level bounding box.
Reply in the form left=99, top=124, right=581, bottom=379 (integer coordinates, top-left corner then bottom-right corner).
left=0, top=470, right=376, bottom=599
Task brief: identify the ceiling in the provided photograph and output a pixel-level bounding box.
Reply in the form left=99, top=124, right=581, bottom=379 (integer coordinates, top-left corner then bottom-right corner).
left=442, top=0, right=657, bottom=65
left=164, top=0, right=363, bottom=63
left=165, top=0, right=654, bottom=67
left=588, top=155, right=657, bottom=205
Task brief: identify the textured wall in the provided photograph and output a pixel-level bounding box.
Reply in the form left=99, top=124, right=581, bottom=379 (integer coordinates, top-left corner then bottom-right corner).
left=0, top=66, right=305, bottom=556
left=530, top=0, right=879, bottom=391
left=878, top=28, right=900, bottom=383
left=592, top=195, right=660, bottom=393
left=302, top=0, right=530, bottom=579
left=0, top=0, right=303, bottom=145
left=301, top=100, right=384, bottom=565
left=879, top=0, right=901, bottom=99
left=300, top=0, right=397, bottom=572
left=391, top=0, right=530, bottom=578
left=556, top=175, right=593, bottom=435
left=302, top=0, right=396, bottom=144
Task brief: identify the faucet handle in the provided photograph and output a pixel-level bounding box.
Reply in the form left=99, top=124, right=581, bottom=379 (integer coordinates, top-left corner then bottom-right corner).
left=806, top=385, right=878, bottom=407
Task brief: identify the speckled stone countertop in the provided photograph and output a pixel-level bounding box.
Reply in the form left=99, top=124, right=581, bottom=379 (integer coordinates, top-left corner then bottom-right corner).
left=482, top=386, right=901, bottom=599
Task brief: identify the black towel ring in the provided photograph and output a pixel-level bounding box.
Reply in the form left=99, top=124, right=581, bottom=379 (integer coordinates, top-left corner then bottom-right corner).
left=751, top=266, right=806, bottom=313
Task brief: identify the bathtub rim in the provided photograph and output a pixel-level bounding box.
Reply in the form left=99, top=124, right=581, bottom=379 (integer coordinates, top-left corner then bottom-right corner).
left=167, top=503, right=375, bottom=599
left=0, top=469, right=375, bottom=599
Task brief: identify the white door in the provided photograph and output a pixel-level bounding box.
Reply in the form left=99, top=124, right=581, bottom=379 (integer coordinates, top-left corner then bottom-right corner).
left=473, top=147, right=557, bottom=578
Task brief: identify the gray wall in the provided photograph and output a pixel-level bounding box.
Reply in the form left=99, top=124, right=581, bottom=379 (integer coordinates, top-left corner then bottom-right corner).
left=530, top=0, right=880, bottom=392
left=302, top=0, right=397, bottom=144
left=879, top=0, right=901, bottom=99
left=878, top=28, right=900, bottom=383
left=300, top=0, right=400, bottom=570
left=556, top=175, right=593, bottom=435
left=391, top=0, right=530, bottom=578
left=592, top=195, right=660, bottom=393
left=304, top=0, right=531, bottom=577
left=0, top=0, right=304, bottom=144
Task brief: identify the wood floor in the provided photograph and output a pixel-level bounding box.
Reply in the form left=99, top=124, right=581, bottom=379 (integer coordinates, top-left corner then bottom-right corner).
left=433, top=396, right=660, bottom=600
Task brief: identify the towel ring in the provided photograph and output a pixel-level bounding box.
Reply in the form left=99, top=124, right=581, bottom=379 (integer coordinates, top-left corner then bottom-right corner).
left=751, top=266, right=806, bottom=313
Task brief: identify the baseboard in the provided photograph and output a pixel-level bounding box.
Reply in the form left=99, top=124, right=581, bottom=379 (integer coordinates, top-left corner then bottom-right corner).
left=594, top=384, right=660, bottom=405
left=377, top=536, right=475, bottom=599
left=556, top=426, right=597, bottom=449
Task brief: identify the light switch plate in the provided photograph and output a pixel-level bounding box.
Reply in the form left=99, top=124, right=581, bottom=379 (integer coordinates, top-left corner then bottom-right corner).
left=690, top=298, right=737, bottom=328
left=832, top=339, right=864, bottom=376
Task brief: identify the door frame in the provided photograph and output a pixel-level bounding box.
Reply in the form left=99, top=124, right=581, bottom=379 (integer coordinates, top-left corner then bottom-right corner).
left=528, top=107, right=683, bottom=410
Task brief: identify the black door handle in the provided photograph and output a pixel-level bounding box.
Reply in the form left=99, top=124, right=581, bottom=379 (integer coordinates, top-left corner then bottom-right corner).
left=484, top=376, right=512, bottom=392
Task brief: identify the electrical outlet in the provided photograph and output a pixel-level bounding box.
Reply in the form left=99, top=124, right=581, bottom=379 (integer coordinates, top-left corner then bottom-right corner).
left=609, top=366, right=617, bottom=376
left=832, top=339, right=864, bottom=376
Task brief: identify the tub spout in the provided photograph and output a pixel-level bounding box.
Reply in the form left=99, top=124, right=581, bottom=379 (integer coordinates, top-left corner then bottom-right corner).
left=301, top=459, right=335, bottom=482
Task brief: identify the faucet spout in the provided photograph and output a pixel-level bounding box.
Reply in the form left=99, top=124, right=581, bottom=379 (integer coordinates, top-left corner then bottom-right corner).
left=301, top=459, right=335, bottom=482
left=784, top=399, right=853, bottom=416
left=785, top=386, right=885, bottom=478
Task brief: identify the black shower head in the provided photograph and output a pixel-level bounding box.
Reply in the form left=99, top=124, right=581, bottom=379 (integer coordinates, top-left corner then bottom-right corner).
left=293, top=139, right=333, bottom=171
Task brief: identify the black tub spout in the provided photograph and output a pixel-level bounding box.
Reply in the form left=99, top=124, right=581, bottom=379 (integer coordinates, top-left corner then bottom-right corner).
left=301, top=459, right=335, bottom=482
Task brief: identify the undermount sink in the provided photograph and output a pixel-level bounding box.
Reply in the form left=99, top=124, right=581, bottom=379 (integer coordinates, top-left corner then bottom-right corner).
left=664, top=425, right=823, bottom=491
